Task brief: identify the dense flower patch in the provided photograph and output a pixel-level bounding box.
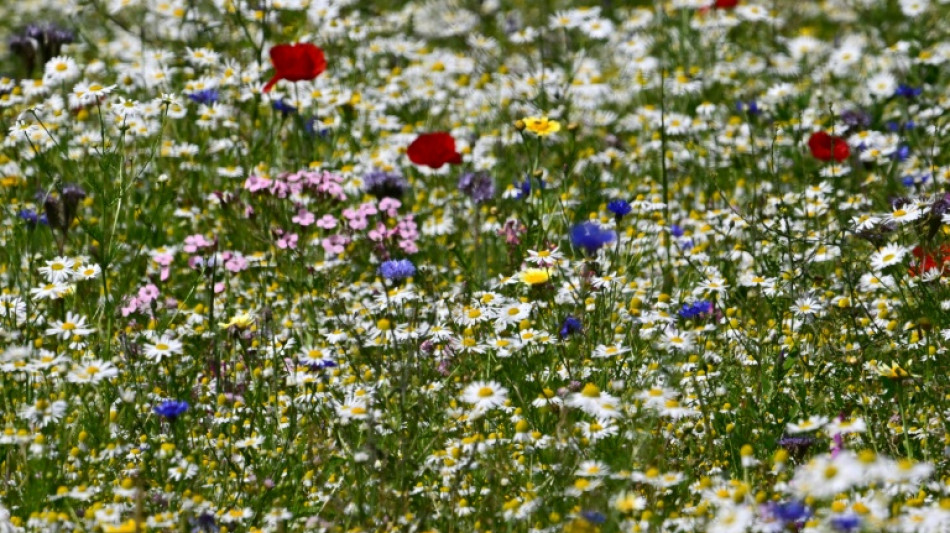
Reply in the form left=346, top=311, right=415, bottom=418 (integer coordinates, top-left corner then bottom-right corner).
left=2, top=0, right=950, bottom=532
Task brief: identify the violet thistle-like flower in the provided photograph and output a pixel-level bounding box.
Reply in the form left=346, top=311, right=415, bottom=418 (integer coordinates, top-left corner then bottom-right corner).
left=458, top=172, right=495, bottom=204
left=363, top=169, right=408, bottom=200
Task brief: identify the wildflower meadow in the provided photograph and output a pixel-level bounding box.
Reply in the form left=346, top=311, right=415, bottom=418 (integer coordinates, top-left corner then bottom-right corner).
left=4, top=0, right=950, bottom=531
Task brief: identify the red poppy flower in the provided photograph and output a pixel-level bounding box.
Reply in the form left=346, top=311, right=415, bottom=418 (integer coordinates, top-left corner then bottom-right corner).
left=714, top=0, right=739, bottom=7
left=263, top=43, right=327, bottom=93
left=910, top=245, right=950, bottom=277
left=407, top=132, right=463, bottom=169
left=808, top=131, right=850, bottom=162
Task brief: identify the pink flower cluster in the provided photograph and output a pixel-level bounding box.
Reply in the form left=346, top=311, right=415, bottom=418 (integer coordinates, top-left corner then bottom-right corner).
left=121, top=283, right=160, bottom=317
left=244, top=170, right=345, bottom=200
left=328, top=197, right=418, bottom=258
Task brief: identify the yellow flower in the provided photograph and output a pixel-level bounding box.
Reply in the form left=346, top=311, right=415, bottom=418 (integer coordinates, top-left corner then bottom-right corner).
left=522, top=116, right=561, bottom=136
left=218, top=312, right=254, bottom=330
left=876, top=362, right=911, bottom=379
left=102, top=520, right=139, bottom=533
left=521, top=268, right=551, bottom=286
left=563, top=517, right=601, bottom=533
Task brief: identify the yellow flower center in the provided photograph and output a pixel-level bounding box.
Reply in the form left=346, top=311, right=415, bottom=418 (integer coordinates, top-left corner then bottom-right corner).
left=581, top=383, right=601, bottom=398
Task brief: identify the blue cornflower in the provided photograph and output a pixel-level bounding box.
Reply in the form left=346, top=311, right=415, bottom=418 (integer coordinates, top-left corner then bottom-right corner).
left=892, top=144, right=911, bottom=162
left=894, top=84, right=922, bottom=99
left=736, top=100, right=760, bottom=115
left=679, top=301, right=712, bottom=320
left=607, top=199, right=632, bottom=221
left=18, top=209, right=47, bottom=228
left=307, top=360, right=338, bottom=371
left=580, top=511, right=606, bottom=524
left=671, top=224, right=685, bottom=238
left=830, top=514, right=861, bottom=532
left=154, top=400, right=189, bottom=420
left=559, top=316, right=582, bottom=339
left=513, top=177, right=532, bottom=199
left=570, top=222, right=616, bottom=255
left=379, top=259, right=416, bottom=281
left=271, top=99, right=297, bottom=116
left=768, top=500, right=810, bottom=524
left=304, top=117, right=330, bottom=138
left=190, top=512, right=220, bottom=533
left=187, top=89, right=219, bottom=105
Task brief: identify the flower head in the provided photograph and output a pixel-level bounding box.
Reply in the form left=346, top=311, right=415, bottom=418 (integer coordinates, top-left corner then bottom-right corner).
left=461, top=381, right=508, bottom=413
left=407, top=132, right=462, bottom=169
left=607, top=199, right=631, bottom=221
left=521, top=268, right=550, bottom=286
left=458, top=172, right=495, bottom=203
left=560, top=316, right=582, bottom=338
left=379, top=259, right=416, bottom=281
left=263, top=42, right=327, bottom=93
left=808, top=131, right=850, bottom=162
left=364, top=169, right=409, bottom=200
left=218, top=313, right=254, bottom=330
left=571, top=222, right=616, bottom=255
left=678, top=301, right=713, bottom=319
left=522, top=116, right=561, bottom=136
left=154, top=400, right=189, bottom=420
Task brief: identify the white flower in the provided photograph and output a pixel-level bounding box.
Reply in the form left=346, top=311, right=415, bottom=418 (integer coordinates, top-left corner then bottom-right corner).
left=45, top=312, right=95, bottom=339
left=567, top=383, right=622, bottom=419
left=709, top=504, right=754, bottom=533
left=43, top=56, right=80, bottom=84
left=867, top=72, right=897, bottom=98
left=787, top=415, right=830, bottom=433
left=790, top=297, right=823, bottom=317
left=869, top=244, right=908, bottom=272
left=592, top=344, right=630, bottom=358
left=790, top=451, right=867, bottom=499
left=67, top=359, right=120, bottom=384
left=899, top=0, right=930, bottom=16
left=144, top=335, right=183, bottom=362
left=461, top=381, right=508, bottom=413
left=825, top=417, right=867, bottom=435
left=885, top=203, right=922, bottom=225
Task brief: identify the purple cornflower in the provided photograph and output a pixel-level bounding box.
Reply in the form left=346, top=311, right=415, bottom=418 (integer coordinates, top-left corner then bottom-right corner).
left=190, top=512, right=220, bottom=533
left=840, top=109, right=871, bottom=130
left=458, top=172, right=495, bottom=203
left=778, top=435, right=816, bottom=460
left=571, top=222, right=616, bottom=255
left=379, top=259, right=416, bottom=281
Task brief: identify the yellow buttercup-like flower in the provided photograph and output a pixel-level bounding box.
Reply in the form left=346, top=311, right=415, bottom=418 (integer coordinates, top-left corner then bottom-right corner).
left=876, top=361, right=911, bottom=379
left=522, top=116, right=561, bottom=136
left=218, top=312, right=254, bottom=330
left=521, top=268, right=551, bottom=286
